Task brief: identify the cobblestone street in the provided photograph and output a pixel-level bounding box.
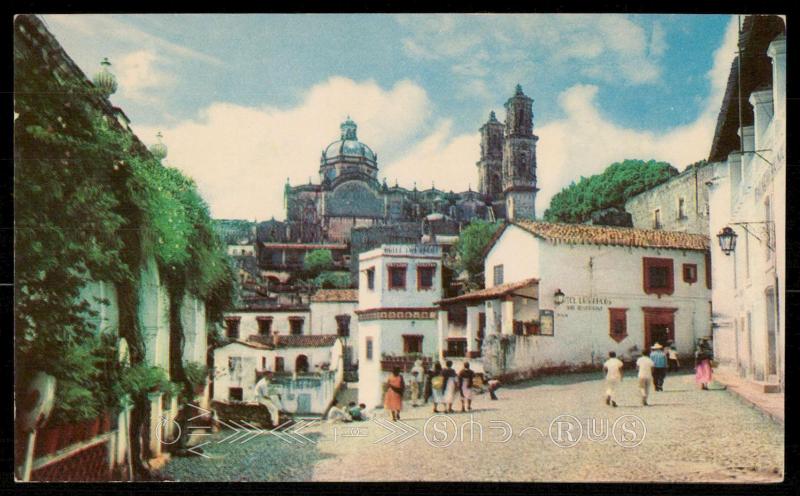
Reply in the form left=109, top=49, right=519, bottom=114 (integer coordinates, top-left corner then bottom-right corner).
left=164, top=371, right=783, bottom=482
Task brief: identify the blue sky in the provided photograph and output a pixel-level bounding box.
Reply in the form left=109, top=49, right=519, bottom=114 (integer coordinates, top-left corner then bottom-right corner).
left=41, top=14, right=738, bottom=220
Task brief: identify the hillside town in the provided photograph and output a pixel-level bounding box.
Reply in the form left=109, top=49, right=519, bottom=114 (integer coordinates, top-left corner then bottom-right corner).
left=13, top=13, right=786, bottom=483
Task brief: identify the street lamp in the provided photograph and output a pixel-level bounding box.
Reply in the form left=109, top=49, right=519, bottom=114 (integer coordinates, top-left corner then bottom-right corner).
left=553, top=289, right=565, bottom=306
left=716, top=226, right=738, bottom=256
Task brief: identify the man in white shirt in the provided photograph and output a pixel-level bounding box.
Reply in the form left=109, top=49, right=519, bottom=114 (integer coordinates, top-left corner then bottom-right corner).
left=254, top=372, right=283, bottom=427
left=636, top=350, right=656, bottom=406
left=602, top=351, right=624, bottom=407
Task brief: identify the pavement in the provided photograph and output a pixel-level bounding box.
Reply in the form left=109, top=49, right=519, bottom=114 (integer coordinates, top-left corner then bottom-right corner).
left=163, top=371, right=784, bottom=483
left=712, top=367, right=784, bottom=424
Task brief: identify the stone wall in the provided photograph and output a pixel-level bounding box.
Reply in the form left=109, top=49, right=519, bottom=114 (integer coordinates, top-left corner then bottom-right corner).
left=625, top=164, right=714, bottom=235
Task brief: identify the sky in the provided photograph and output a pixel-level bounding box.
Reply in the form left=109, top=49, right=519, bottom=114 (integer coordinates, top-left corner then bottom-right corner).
left=40, top=14, right=739, bottom=221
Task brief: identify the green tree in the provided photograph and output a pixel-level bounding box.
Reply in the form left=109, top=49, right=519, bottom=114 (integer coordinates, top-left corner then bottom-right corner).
left=303, top=249, right=334, bottom=279
left=452, top=220, right=502, bottom=286
left=543, top=159, right=680, bottom=224
left=314, top=271, right=352, bottom=289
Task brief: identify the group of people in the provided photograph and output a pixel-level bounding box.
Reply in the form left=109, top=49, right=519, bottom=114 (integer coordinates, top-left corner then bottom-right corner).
left=325, top=400, right=368, bottom=423
left=383, top=360, right=501, bottom=421
left=603, top=338, right=715, bottom=407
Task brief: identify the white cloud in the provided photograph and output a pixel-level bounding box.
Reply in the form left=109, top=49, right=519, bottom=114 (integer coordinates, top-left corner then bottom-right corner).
left=44, top=14, right=222, bottom=66
left=116, top=50, right=175, bottom=103
left=399, top=14, right=666, bottom=86
left=132, top=16, right=740, bottom=222
left=133, top=77, right=432, bottom=220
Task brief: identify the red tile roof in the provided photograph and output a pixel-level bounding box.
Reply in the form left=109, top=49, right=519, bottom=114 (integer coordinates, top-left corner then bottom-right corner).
left=247, top=334, right=338, bottom=348
left=310, top=289, right=359, bottom=303
left=510, top=220, right=710, bottom=251
left=437, top=277, right=539, bottom=305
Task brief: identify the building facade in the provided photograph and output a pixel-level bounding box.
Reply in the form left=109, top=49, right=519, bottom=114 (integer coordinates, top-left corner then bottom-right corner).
left=705, top=16, right=785, bottom=392
left=356, top=245, right=443, bottom=409
left=439, top=221, right=712, bottom=380
left=625, top=162, right=714, bottom=235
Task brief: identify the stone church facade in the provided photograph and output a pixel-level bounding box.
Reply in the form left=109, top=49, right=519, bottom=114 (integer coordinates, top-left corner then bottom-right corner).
left=277, top=84, right=540, bottom=244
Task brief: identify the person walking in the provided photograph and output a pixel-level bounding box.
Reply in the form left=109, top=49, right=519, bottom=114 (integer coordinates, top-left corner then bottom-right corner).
left=695, top=339, right=714, bottom=390
left=636, top=349, right=655, bottom=406
left=441, top=360, right=458, bottom=413
left=665, top=340, right=680, bottom=372
left=422, top=363, right=433, bottom=405
left=602, top=351, right=624, bottom=407
left=384, top=367, right=405, bottom=421
left=254, top=371, right=283, bottom=427
left=409, top=370, right=421, bottom=407
left=650, top=343, right=668, bottom=391
left=430, top=362, right=445, bottom=413
left=458, top=362, right=476, bottom=412
left=411, top=359, right=425, bottom=406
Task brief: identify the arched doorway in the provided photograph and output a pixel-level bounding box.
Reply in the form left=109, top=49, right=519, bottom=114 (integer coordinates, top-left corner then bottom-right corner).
left=295, top=354, right=309, bottom=373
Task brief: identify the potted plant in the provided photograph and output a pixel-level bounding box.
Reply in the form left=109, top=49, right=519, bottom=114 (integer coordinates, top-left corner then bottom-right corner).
left=183, top=361, right=209, bottom=397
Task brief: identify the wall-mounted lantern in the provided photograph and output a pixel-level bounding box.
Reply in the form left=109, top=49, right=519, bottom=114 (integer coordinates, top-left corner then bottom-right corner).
left=553, top=288, right=565, bottom=306
left=716, top=226, right=738, bottom=256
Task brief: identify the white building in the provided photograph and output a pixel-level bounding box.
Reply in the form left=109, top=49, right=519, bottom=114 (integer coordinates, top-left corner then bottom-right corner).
left=706, top=16, right=785, bottom=392
left=439, top=221, right=711, bottom=379
left=309, top=289, right=359, bottom=365
left=212, top=334, right=343, bottom=414
left=356, top=244, right=443, bottom=409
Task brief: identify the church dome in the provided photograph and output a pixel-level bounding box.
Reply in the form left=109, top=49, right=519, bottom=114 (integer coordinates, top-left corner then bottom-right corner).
left=322, top=117, right=377, bottom=166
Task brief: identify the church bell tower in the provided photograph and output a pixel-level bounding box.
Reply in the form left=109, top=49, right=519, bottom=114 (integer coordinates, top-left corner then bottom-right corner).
left=477, top=111, right=505, bottom=202
left=502, top=84, right=539, bottom=221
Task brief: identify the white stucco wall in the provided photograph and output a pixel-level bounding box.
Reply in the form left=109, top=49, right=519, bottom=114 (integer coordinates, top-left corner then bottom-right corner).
left=181, top=295, right=207, bottom=365
left=139, top=256, right=170, bottom=372
left=484, top=225, right=540, bottom=287
left=309, top=301, right=359, bottom=363
left=224, top=310, right=311, bottom=340
left=358, top=246, right=442, bottom=309
left=482, top=229, right=711, bottom=373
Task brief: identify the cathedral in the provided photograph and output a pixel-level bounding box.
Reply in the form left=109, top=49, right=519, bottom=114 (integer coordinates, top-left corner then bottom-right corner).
left=275, top=84, right=541, bottom=244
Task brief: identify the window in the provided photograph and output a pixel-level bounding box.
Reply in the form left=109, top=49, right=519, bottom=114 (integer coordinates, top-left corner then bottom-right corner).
left=677, top=198, right=686, bottom=219
left=335, top=314, right=350, bottom=337
left=366, top=267, right=375, bottom=290
left=682, top=264, right=698, bottom=284
left=228, top=387, right=243, bottom=402
left=257, top=316, right=273, bottom=335
left=478, top=312, right=486, bottom=336
left=705, top=252, right=712, bottom=289
left=224, top=317, right=241, bottom=339
left=513, top=321, right=524, bottom=336
left=228, top=356, right=241, bottom=375
left=261, top=357, right=267, bottom=369
left=289, top=317, right=304, bottom=335
left=366, top=337, right=374, bottom=360
left=417, top=265, right=436, bottom=290
left=653, top=209, right=662, bottom=229
left=403, top=335, right=423, bottom=354
left=643, top=257, right=674, bottom=296
left=446, top=338, right=467, bottom=357
left=493, top=264, right=504, bottom=286
left=388, top=264, right=407, bottom=290
left=274, top=356, right=284, bottom=372
left=609, top=308, right=628, bottom=343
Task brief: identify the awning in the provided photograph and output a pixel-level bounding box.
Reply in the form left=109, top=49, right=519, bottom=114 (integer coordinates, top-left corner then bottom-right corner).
left=437, top=277, right=539, bottom=305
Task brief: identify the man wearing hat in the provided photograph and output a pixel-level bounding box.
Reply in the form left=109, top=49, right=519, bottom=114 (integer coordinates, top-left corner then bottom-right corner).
left=650, top=343, right=668, bottom=391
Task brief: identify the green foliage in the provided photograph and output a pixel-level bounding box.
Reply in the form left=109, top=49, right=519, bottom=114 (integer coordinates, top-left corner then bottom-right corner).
left=14, top=30, right=235, bottom=428
left=303, top=249, right=334, bottom=279
left=452, top=220, right=502, bottom=285
left=118, top=364, right=173, bottom=397
left=183, top=361, right=209, bottom=389
left=313, top=271, right=352, bottom=289
left=543, top=159, right=679, bottom=224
